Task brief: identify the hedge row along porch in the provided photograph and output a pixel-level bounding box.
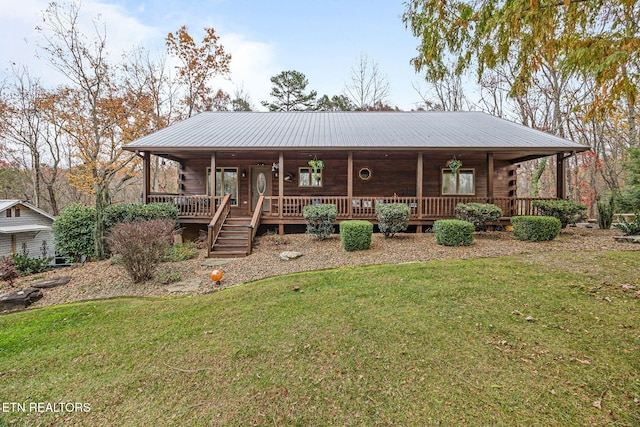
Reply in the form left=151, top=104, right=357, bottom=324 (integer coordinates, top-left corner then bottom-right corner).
left=124, top=111, right=589, bottom=257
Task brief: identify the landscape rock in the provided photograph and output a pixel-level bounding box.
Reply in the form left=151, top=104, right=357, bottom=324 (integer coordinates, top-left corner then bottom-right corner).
left=0, top=287, right=44, bottom=311
left=614, top=236, right=640, bottom=244
left=166, top=279, right=201, bottom=293
left=31, top=276, right=72, bottom=289
left=280, top=251, right=303, bottom=261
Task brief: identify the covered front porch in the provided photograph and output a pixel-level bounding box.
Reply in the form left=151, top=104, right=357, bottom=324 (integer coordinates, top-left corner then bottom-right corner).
left=141, top=149, right=570, bottom=226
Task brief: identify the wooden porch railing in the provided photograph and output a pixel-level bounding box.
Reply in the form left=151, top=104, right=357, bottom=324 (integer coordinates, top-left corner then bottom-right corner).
left=263, top=196, right=556, bottom=220
left=152, top=194, right=556, bottom=223
left=206, top=194, right=231, bottom=257
left=247, top=196, right=264, bottom=254
left=148, top=193, right=219, bottom=217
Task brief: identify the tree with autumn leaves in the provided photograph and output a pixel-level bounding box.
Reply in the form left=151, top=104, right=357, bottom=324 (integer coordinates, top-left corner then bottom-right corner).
left=403, top=0, right=639, bottom=208
left=25, top=3, right=233, bottom=258
left=166, top=25, right=232, bottom=117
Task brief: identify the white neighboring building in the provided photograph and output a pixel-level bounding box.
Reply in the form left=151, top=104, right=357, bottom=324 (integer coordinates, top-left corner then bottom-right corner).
left=0, top=200, right=56, bottom=258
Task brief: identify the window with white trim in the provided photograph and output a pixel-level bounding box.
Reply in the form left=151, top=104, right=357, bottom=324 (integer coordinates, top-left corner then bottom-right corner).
left=441, top=168, right=475, bottom=195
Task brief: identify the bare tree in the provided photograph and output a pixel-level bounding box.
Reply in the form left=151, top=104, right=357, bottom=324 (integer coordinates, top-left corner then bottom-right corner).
left=37, top=2, right=150, bottom=258
left=231, top=84, right=253, bottom=111
left=413, top=68, right=470, bottom=111
left=125, top=48, right=184, bottom=193
left=344, top=54, right=391, bottom=110
left=2, top=67, right=67, bottom=214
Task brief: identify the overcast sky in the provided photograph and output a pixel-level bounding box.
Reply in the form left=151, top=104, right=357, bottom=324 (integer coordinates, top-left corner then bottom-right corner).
left=0, top=0, right=429, bottom=111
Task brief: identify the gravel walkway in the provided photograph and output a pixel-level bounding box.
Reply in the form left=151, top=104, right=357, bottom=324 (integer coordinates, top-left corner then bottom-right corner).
left=6, top=227, right=639, bottom=311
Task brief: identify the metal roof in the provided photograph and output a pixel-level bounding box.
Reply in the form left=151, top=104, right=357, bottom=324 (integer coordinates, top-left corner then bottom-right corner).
left=125, top=111, right=589, bottom=153
left=0, top=225, right=51, bottom=234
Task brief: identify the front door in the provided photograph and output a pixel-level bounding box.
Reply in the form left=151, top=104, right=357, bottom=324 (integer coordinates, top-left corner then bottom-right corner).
left=251, top=167, right=271, bottom=212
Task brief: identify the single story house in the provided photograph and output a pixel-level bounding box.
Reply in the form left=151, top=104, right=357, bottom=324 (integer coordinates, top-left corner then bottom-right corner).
left=124, top=111, right=589, bottom=257
left=0, top=200, right=56, bottom=258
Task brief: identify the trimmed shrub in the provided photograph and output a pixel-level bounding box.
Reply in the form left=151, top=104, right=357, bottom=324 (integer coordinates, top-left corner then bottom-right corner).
left=455, top=203, right=503, bottom=231
left=52, top=203, right=97, bottom=262
left=433, top=219, right=474, bottom=246
left=340, top=220, right=373, bottom=251
left=11, top=253, right=52, bottom=276
left=532, top=200, right=587, bottom=228
left=597, top=195, right=615, bottom=230
left=613, top=211, right=640, bottom=236
left=376, top=203, right=410, bottom=237
left=511, top=216, right=561, bottom=241
left=103, top=202, right=179, bottom=231
left=303, top=204, right=337, bottom=240
left=106, top=219, right=175, bottom=282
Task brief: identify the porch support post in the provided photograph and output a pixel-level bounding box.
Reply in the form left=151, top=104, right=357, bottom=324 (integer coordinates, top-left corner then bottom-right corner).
left=347, top=151, right=353, bottom=219
left=486, top=152, right=494, bottom=201
left=210, top=152, right=216, bottom=216
left=556, top=153, right=566, bottom=199
left=416, top=152, right=423, bottom=232
left=278, top=151, right=284, bottom=235
left=142, top=151, right=150, bottom=204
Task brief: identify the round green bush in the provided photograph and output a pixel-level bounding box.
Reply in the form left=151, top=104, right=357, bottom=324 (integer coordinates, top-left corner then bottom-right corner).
left=376, top=203, right=410, bottom=237
left=511, top=216, right=561, bottom=241
left=433, top=219, right=474, bottom=246
left=455, top=202, right=503, bottom=231
left=340, top=220, right=373, bottom=251
left=52, top=204, right=97, bottom=262
left=532, top=200, right=587, bottom=228
left=103, top=202, right=179, bottom=231
left=303, top=204, right=337, bottom=240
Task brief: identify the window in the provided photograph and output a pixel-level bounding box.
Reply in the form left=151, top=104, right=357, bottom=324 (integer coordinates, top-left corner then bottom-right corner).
left=358, top=167, right=372, bottom=181
left=14, top=207, right=20, bottom=217
left=298, top=167, right=322, bottom=187
left=5, top=209, right=11, bottom=218
left=207, top=167, right=238, bottom=206
left=442, top=168, right=475, bottom=195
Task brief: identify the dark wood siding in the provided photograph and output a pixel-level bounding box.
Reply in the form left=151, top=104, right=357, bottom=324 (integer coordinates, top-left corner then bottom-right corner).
left=177, top=151, right=517, bottom=213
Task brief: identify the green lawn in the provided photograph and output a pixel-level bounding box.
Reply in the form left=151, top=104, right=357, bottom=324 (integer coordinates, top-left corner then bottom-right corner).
left=1, top=251, right=639, bottom=426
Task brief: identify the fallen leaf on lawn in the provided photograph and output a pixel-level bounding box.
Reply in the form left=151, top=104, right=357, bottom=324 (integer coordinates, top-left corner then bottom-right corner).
left=577, top=359, right=591, bottom=365
left=592, top=399, right=601, bottom=409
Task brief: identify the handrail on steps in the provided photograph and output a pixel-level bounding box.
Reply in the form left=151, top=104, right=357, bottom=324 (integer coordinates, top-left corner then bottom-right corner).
left=247, top=196, right=264, bottom=254
left=207, top=194, right=231, bottom=257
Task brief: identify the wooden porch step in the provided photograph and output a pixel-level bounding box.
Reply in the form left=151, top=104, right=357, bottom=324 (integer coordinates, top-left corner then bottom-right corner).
left=209, top=250, right=249, bottom=258
left=209, top=215, right=252, bottom=258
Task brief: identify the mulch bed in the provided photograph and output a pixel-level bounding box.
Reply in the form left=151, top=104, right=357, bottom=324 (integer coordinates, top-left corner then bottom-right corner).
left=2, top=227, right=638, bottom=312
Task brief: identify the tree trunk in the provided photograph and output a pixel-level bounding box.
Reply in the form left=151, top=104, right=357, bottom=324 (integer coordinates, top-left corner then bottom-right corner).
left=94, top=185, right=111, bottom=260
left=532, top=157, right=547, bottom=197
left=46, top=183, right=59, bottom=216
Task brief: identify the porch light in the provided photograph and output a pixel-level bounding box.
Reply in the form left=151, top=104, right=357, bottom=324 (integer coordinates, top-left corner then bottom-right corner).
left=241, top=169, right=246, bottom=178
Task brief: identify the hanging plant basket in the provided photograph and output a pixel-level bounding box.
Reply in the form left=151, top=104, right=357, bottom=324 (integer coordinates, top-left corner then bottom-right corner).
left=447, top=158, right=463, bottom=176
left=308, top=158, right=324, bottom=183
